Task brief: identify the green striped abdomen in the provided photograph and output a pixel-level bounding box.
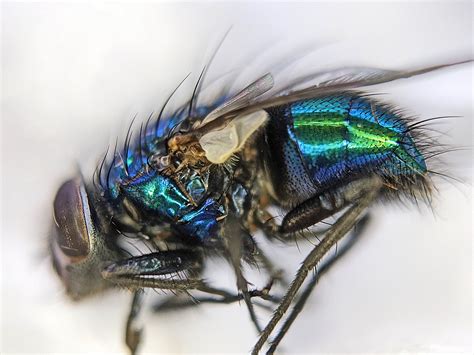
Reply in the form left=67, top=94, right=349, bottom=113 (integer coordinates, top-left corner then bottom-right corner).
left=288, top=94, right=426, bottom=189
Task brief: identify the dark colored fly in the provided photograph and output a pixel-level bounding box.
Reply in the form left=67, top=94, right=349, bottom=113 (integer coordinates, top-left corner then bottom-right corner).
left=49, top=54, right=470, bottom=354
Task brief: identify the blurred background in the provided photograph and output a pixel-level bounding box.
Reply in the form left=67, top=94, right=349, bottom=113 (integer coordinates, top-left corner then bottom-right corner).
left=1, top=2, right=472, bottom=354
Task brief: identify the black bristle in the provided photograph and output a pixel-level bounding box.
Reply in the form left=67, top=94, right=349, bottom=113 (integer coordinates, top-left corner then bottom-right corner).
left=92, top=164, right=99, bottom=191
left=123, top=114, right=137, bottom=176
left=143, top=111, right=154, bottom=145
left=138, top=122, right=144, bottom=168
left=188, top=66, right=206, bottom=118
left=155, top=73, right=191, bottom=137
left=403, top=115, right=460, bottom=134
left=189, top=27, right=231, bottom=115
left=106, top=137, right=119, bottom=192
left=97, top=145, right=110, bottom=189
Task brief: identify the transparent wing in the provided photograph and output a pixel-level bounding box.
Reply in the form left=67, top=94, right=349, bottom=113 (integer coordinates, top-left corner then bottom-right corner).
left=198, top=73, right=274, bottom=128
left=275, top=66, right=413, bottom=94
left=232, top=59, right=473, bottom=117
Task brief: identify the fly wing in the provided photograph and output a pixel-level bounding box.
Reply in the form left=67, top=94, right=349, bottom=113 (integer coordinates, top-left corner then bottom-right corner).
left=197, top=73, right=274, bottom=128
left=193, top=59, right=471, bottom=164
left=228, top=59, right=472, bottom=116
left=199, top=110, right=269, bottom=164
left=275, top=66, right=409, bottom=95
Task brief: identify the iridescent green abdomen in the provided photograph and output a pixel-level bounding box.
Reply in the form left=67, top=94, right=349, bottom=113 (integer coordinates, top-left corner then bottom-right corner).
left=264, top=94, right=427, bottom=200
left=290, top=95, right=426, bottom=188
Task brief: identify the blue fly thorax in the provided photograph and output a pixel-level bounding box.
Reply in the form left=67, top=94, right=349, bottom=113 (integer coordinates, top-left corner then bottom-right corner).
left=105, top=101, right=225, bottom=199
left=103, top=102, right=226, bottom=241
left=119, top=170, right=225, bottom=241
left=106, top=111, right=184, bottom=199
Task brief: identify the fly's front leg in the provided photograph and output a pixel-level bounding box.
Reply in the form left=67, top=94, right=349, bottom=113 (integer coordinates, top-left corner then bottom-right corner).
left=101, top=250, right=204, bottom=291
left=126, top=289, right=144, bottom=355
left=102, top=250, right=247, bottom=353
left=102, top=251, right=202, bottom=354
left=252, top=176, right=382, bottom=354
left=102, top=250, right=238, bottom=298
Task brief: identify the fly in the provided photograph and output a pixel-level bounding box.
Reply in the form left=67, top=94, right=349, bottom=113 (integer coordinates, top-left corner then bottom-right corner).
left=49, top=44, right=471, bottom=354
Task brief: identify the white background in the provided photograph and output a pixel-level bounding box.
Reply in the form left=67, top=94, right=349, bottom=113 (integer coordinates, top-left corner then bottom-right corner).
left=1, top=2, right=472, bottom=354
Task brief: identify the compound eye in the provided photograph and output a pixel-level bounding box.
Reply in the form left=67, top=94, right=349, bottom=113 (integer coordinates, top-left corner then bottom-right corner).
left=53, top=178, right=93, bottom=261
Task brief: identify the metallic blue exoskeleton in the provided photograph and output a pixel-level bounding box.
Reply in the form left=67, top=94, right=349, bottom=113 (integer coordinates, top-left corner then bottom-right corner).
left=264, top=94, right=428, bottom=206
left=49, top=60, right=468, bottom=354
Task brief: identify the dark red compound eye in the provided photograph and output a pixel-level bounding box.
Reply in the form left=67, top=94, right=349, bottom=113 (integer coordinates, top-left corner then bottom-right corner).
left=53, top=178, right=92, bottom=261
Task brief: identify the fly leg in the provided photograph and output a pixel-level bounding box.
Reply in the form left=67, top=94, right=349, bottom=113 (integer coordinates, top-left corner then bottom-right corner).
left=152, top=286, right=279, bottom=314
left=252, top=176, right=382, bottom=354
left=149, top=226, right=283, bottom=317
left=252, top=239, right=288, bottom=287
left=256, top=207, right=330, bottom=244
left=257, top=177, right=378, bottom=239
left=222, top=214, right=265, bottom=334
left=102, top=250, right=247, bottom=354
left=126, top=289, right=144, bottom=355
left=102, top=250, right=201, bottom=355
left=101, top=250, right=243, bottom=297
left=101, top=250, right=204, bottom=290
left=267, top=213, right=371, bottom=354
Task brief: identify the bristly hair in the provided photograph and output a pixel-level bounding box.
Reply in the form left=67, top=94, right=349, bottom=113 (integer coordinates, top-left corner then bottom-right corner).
left=155, top=72, right=191, bottom=138
left=372, top=107, right=461, bottom=208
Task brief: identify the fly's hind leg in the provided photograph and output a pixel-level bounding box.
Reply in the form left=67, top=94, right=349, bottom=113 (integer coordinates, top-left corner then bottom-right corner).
left=267, top=213, right=371, bottom=353
left=257, top=178, right=377, bottom=239
left=252, top=176, right=382, bottom=354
